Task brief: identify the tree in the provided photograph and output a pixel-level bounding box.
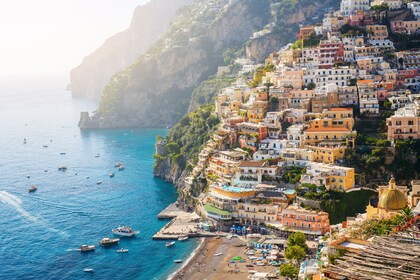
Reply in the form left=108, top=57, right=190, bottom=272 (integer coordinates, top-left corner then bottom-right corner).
left=284, top=245, right=306, bottom=261
left=306, top=82, right=316, bottom=90
left=287, top=232, right=308, bottom=252
left=279, top=263, right=298, bottom=279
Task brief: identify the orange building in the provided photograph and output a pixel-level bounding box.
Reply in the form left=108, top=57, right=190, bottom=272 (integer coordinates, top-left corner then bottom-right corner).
left=280, top=205, right=330, bottom=235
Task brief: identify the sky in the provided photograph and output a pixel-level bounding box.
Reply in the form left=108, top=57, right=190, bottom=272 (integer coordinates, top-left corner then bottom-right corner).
left=0, top=0, right=149, bottom=78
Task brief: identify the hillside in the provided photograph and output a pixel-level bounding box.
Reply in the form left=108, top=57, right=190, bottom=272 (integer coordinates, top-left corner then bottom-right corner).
left=80, top=0, right=338, bottom=129
left=70, top=0, right=193, bottom=100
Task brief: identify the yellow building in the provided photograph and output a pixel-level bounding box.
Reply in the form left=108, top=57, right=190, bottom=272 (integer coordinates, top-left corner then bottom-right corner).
left=301, top=162, right=355, bottom=191
left=247, top=101, right=268, bottom=124
left=366, top=178, right=408, bottom=219
left=237, top=198, right=280, bottom=225
left=366, top=25, right=388, bottom=40
left=303, top=127, right=354, bottom=147
left=307, top=144, right=346, bottom=164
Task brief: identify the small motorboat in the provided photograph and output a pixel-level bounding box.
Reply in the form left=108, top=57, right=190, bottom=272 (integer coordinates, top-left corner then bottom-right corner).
left=80, top=245, right=95, bottom=252
left=112, top=226, right=139, bottom=237
left=96, top=181, right=102, bottom=185
left=214, top=253, right=223, bottom=256
left=60, top=152, right=66, bottom=155
left=99, top=237, right=120, bottom=247
left=43, top=145, right=48, bottom=148
left=95, top=153, right=100, bottom=158
left=109, top=172, right=115, bottom=178
left=58, top=166, right=67, bottom=171
left=26, top=175, right=30, bottom=179
left=44, top=170, right=48, bottom=172
left=166, top=241, right=175, bottom=247
left=118, top=165, right=125, bottom=171
left=178, top=235, right=188, bottom=241
left=174, top=260, right=183, bottom=263
left=28, top=186, right=37, bottom=193
left=117, top=248, right=129, bottom=253
left=115, top=162, right=122, bottom=167
left=83, top=268, right=94, bottom=273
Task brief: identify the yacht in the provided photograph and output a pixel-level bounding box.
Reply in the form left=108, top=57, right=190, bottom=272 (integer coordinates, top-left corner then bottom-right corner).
left=83, top=268, right=94, bottom=273
left=174, top=260, right=182, bottom=263
left=112, top=226, right=139, bottom=237
left=115, top=162, right=122, bottom=167
left=166, top=241, right=175, bottom=247
left=109, top=172, right=115, bottom=178
left=99, top=237, right=120, bottom=247
left=80, top=245, right=95, bottom=252
left=118, top=165, right=125, bottom=171
left=28, top=186, right=37, bottom=193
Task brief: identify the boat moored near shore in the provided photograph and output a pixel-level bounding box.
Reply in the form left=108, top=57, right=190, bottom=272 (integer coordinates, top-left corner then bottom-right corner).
left=112, top=226, right=139, bottom=237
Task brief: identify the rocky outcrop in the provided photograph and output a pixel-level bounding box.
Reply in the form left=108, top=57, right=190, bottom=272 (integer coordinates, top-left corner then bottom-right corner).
left=70, top=0, right=193, bottom=100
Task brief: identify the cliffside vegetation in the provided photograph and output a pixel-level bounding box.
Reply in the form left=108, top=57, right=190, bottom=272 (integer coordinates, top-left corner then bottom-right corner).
left=155, top=105, right=220, bottom=171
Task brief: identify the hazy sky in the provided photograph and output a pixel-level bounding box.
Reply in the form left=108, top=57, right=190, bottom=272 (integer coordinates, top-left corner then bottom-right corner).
left=0, top=0, right=149, bottom=77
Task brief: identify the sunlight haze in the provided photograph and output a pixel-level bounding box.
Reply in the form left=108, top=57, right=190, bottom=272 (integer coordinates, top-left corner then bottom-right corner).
left=0, top=0, right=149, bottom=77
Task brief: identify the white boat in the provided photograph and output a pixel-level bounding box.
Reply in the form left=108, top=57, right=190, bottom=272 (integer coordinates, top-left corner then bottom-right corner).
left=112, top=226, right=139, bottom=237
left=174, top=260, right=183, bottom=263
left=80, top=244, right=95, bottom=252
left=109, top=172, right=115, bottom=178
left=99, top=237, right=120, bottom=247
left=118, top=165, right=125, bottom=171
left=178, top=235, right=188, bottom=241
left=83, top=268, right=94, bottom=273
left=115, top=162, right=122, bottom=167
left=117, top=248, right=129, bottom=253
left=166, top=241, right=175, bottom=247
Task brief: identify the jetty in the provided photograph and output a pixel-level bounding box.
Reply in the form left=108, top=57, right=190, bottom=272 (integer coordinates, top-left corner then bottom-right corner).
left=153, top=204, right=225, bottom=240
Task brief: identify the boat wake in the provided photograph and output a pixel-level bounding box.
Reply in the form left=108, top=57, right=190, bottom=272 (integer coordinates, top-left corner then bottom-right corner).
left=0, top=191, right=68, bottom=237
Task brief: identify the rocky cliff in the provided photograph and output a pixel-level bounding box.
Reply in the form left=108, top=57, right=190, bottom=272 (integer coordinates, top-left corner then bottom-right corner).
left=89, top=0, right=271, bottom=129
left=70, top=0, right=193, bottom=100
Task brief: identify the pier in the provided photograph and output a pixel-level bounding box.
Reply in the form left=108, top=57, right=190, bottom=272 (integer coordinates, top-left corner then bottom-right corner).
left=153, top=204, right=225, bottom=240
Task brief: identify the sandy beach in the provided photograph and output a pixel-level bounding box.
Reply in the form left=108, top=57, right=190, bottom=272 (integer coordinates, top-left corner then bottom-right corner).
left=170, top=237, right=278, bottom=280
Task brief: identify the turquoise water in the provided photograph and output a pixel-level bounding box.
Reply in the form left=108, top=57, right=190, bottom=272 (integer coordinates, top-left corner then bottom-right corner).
left=0, top=77, right=198, bottom=279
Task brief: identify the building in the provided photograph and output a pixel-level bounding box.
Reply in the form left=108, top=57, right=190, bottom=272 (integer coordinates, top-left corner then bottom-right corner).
left=391, top=20, right=420, bottom=35
left=386, top=102, right=420, bottom=140
left=366, top=25, right=388, bottom=40
left=287, top=124, right=305, bottom=147
left=371, top=0, right=402, bottom=10
left=408, top=2, right=420, bottom=19
left=232, top=161, right=278, bottom=187
left=300, top=162, right=355, bottom=191
left=358, top=82, right=379, bottom=114
left=280, top=205, right=330, bottom=235
left=304, top=67, right=356, bottom=88
left=396, top=50, right=420, bottom=70
left=279, top=148, right=314, bottom=167
left=340, top=0, right=370, bottom=17
left=303, top=127, right=355, bottom=147
left=318, top=40, right=345, bottom=68
left=253, top=138, right=288, bottom=160
left=237, top=196, right=281, bottom=225
left=366, top=177, right=408, bottom=219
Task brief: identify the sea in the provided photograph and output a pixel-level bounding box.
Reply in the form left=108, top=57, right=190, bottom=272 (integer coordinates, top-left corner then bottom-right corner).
left=0, top=75, right=198, bottom=279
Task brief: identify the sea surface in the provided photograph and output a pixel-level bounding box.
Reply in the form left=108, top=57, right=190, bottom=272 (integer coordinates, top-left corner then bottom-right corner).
left=0, top=75, right=198, bottom=279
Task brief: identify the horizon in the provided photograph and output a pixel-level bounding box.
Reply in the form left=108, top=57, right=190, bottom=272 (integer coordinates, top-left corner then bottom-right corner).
left=0, top=0, right=149, bottom=78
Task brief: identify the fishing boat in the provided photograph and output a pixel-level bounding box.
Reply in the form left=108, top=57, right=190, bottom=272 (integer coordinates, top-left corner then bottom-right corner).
left=115, top=162, right=122, bottom=167
left=58, top=166, right=67, bottom=171
left=109, top=172, right=115, bottom=178
left=118, top=165, right=125, bottom=171
left=174, top=260, right=183, bottom=263
left=166, top=241, right=175, bottom=247
left=80, top=245, right=95, bottom=252
left=117, top=248, right=129, bottom=253
left=28, top=186, right=37, bottom=193
left=99, top=237, right=120, bottom=247
left=178, top=235, right=188, bottom=241
left=83, top=268, right=94, bottom=273
left=112, top=226, right=139, bottom=237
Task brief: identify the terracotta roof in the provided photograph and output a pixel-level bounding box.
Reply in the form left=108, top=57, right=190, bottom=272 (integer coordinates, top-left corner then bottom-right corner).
left=328, top=107, right=353, bottom=111
left=238, top=161, right=266, bottom=168
left=305, top=127, right=350, bottom=132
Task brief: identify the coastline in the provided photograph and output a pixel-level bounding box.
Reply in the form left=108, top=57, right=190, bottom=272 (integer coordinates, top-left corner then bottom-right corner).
left=167, top=237, right=207, bottom=280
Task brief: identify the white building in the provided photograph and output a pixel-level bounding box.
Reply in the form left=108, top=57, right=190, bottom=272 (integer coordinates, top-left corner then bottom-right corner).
left=358, top=84, right=379, bottom=114
left=388, top=95, right=411, bottom=110
left=368, top=39, right=395, bottom=51
left=287, top=124, right=305, bottom=148
left=340, top=0, right=370, bottom=16
left=372, top=0, right=402, bottom=10
left=253, top=139, right=288, bottom=160
left=408, top=2, right=420, bottom=19
left=304, top=67, right=357, bottom=88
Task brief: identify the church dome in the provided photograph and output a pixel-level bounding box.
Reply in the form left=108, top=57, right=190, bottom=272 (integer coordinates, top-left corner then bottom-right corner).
left=378, top=178, right=407, bottom=211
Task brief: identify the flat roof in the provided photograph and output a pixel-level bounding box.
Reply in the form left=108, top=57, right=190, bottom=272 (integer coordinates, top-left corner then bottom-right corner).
left=338, top=241, right=367, bottom=250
